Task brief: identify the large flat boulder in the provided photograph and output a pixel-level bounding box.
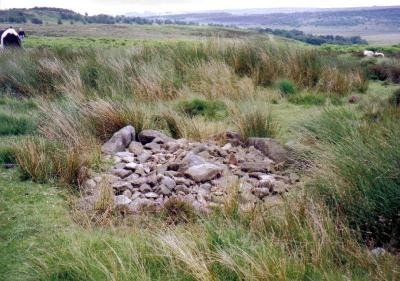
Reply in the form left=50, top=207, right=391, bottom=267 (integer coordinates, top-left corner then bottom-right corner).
left=185, top=163, right=223, bottom=182
left=247, top=138, right=289, bottom=163
left=101, top=125, right=135, bottom=154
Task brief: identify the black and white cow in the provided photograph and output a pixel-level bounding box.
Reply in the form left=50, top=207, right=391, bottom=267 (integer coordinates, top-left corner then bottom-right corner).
left=0, top=27, right=22, bottom=49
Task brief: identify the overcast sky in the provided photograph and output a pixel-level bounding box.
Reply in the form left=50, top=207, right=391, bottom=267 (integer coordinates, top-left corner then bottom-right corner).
left=1, top=0, right=399, bottom=15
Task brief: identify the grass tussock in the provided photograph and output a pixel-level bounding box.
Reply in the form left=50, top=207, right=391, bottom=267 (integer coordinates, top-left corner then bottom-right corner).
left=232, top=105, right=280, bottom=139
left=15, top=137, right=91, bottom=185
left=307, top=106, right=400, bottom=249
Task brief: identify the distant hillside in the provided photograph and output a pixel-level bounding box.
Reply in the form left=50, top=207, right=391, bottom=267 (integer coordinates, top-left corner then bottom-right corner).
left=149, top=7, right=400, bottom=28
left=0, top=7, right=81, bottom=24
left=0, top=7, right=156, bottom=25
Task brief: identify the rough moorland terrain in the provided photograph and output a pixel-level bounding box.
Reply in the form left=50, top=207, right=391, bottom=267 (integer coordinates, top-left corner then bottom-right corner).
left=0, top=25, right=400, bottom=280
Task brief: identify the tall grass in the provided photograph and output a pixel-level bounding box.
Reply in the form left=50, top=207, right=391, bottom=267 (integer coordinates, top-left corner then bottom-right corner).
left=24, top=191, right=400, bottom=281
left=232, top=105, right=280, bottom=139
left=307, top=106, right=400, bottom=249
left=0, top=41, right=367, bottom=100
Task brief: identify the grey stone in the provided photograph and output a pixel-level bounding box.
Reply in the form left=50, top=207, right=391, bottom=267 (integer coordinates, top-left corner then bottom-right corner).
left=199, top=183, right=211, bottom=191
left=185, top=163, right=223, bottom=182
left=144, top=142, right=161, bottom=151
left=115, top=195, right=132, bottom=206
left=124, top=173, right=140, bottom=182
left=253, top=188, right=270, bottom=199
left=175, top=185, right=189, bottom=194
left=247, top=138, right=289, bottom=163
left=289, top=173, right=300, bottom=183
left=83, top=179, right=97, bottom=190
left=145, top=192, right=159, bottom=199
left=137, top=152, right=152, bottom=163
left=139, top=183, right=152, bottom=193
left=240, top=161, right=274, bottom=173
left=111, top=168, right=132, bottom=178
left=122, top=190, right=132, bottom=199
left=125, top=162, right=139, bottom=170
left=191, top=144, right=208, bottom=154
left=160, top=176, right=176, bottom=189
left=182, top=152, right=206, bottom=168
left=159, top=185, right=172, bottom=196
left=115, top=151, right=135, bottom=158
left=122, top=156, right=135, bottom=163
left=128, top=141, right=144, bottom=155
left=112, top=181, right=132, bottom=193
left=101, top=125, right=135, bottom=154
left=129, top=198, right=155, bottom=213
left=131, top=177, right=148, bottom=186
left=222, top=143, right=232, bottom=151
left=138, top=130, right=172, bottom=145
left=371, top=247, right=386, bottom=257
left=174, top=177, right=192, bottom=186
left=165, top=141, right=180, bottom=153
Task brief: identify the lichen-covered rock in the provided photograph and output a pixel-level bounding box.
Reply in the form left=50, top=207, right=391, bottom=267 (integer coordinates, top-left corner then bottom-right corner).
left=101, top=125, right=135, bottom=154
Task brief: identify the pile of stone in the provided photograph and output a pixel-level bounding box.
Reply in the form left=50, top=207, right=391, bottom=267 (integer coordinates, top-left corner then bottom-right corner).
left=81, top=125, right=299, bottom=214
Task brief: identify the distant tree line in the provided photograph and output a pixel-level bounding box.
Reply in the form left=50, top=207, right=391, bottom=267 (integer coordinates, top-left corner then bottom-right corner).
left=258, top=28, right=368, bottom=45
left=0, top=7, right=198, bottom=26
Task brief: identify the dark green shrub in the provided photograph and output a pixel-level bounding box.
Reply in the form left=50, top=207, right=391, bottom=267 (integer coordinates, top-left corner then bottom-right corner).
left=80, top=61, right=100, bottom=90
left=278, top=80, right=297, bottom=95
left=389, top=88, right=400, bottom=107
left=0, top=113, right=35, bottom=136
left=0, top=146, right=16, bottom=164
left=177, top=98, right=227, bottom=120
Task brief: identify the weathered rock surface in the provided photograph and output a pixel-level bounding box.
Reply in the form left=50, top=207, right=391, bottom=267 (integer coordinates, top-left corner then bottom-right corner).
left=185, top=164, right=223, bottom=182
left=138, top=130, right=172, bottom=145
left=247, top=138, right=289, bottom=163
left=101, top=125, right=135, bottom=154
left=83, top=127, right=299, bottom=214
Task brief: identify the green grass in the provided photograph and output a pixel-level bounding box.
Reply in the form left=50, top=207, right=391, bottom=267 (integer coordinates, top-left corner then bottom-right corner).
left=0, top=169, right=70, bottom=281
left=1, top=168, right=399, bottom=281
left=24, top=36, right=157, bottom=49
left=0, top=113, right=35, bottom=136
left=321, top=43, right=400, bottom=55
left=307, top=106, right=400, bottom=247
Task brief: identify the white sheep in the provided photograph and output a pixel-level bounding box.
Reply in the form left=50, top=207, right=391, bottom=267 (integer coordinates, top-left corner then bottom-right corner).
left=363, top=50, right=374, bottom=57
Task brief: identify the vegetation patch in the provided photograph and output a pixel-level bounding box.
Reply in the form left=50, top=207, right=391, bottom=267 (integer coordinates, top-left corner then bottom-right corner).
left=307, top=107, right=400, bottom=249
left=0, top=146, right=16, bottom=164
left=288, top=93, right=326, bottom=105
left=278, top=79, right=297, bottom=95
left=0, top=113, right=35, bottom=136
left=176, top=98, right=228, bottom=120
left=234, top=108, right=279, bottom=138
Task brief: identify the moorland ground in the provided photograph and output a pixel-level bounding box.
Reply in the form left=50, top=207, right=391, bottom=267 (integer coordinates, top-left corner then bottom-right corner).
left=0, top=24, right=400, bottom=280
